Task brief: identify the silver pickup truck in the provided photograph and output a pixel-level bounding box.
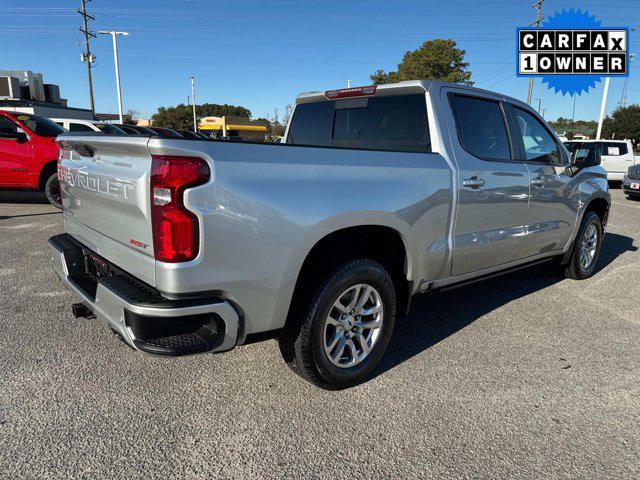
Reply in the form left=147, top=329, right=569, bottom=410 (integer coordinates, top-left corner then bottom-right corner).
left=50, top=81, right=610, bottom=389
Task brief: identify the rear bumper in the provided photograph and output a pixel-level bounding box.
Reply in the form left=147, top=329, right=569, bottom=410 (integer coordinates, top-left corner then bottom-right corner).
left=49, top=234, right=239, bottom=355
left=622, top=177, right=640, bottom=196
left=607, top=172, right=626, bottom=182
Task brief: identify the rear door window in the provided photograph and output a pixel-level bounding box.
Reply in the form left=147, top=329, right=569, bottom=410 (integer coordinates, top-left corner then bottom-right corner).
left=287, top=94, right=430, bottom=153
left=450, top=94, right=511, bottom=161
left=604, top=142, right=628, bottom=156
left=69, top=123, right=95, bottom=132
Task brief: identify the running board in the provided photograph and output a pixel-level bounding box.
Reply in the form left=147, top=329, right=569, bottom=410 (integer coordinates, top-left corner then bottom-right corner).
left=437, top=258, right=553, bottom=293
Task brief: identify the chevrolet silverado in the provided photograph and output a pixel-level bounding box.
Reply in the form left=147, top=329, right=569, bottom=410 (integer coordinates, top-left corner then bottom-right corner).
left=49, top=81, right=610, bottom=389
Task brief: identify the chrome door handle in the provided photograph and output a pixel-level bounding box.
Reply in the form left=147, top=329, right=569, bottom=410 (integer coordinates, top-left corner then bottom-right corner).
left=531, top=176, right=544, bottom=187
left=462, top=177, right=485, bottom=189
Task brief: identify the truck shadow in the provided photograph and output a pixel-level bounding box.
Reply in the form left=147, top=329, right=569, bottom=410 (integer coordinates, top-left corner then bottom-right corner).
left=0, top=190, right=50, bottom=205
left=371, top=232, right=637, bottom=382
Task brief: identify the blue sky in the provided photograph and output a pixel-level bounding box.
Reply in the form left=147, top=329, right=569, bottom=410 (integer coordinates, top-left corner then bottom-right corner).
left=1, top=0, right=638, bottom=122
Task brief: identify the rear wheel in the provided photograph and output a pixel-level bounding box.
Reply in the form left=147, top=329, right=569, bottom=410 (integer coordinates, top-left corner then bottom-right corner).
left=44, top=172, right=62, bottom=209
left=279, top=258, right=396, bottom=390
left=561, top=211, right=603, bottom=280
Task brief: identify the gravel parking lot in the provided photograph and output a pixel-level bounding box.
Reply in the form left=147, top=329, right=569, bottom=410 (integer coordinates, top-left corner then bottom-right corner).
left=1, top=189, right=638, bottom=479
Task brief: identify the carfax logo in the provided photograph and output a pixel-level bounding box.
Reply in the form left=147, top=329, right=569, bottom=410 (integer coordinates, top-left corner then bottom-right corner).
left=517, top=9, right=630, bottom=95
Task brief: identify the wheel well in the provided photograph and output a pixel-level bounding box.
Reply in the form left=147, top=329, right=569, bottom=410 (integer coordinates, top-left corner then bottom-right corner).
left=286, top=226, right=411, bottom=326
left=585, top=197, right=609, bottom=226
left=38, top=161, right=58, bottom=191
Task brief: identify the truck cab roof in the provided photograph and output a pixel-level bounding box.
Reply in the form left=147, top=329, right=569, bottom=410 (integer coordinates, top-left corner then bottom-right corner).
left=295, top=80, right=529, bottom=110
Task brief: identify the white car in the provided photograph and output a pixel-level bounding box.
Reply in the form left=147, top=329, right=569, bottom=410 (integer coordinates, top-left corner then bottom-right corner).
left=564, top=139, right=636, bottom=181
left=50, top=118, right=125, bottom=135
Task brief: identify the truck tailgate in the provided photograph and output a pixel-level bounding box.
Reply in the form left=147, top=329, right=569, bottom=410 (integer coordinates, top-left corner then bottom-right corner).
left=57, top=135, right=156, bottom=286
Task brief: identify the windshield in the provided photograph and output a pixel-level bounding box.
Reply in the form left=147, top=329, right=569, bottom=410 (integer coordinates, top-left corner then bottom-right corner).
left=14, top=113, right=65, bottom=137
left=94, top=123, right=125, bottom=135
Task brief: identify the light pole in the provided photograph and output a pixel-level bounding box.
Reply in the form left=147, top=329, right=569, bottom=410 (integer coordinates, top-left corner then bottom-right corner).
left=596, top=77, right=610, bottom=140
left=534, top=98, right=542, bottom=113
left=100, top=30, right=129, bottom=124
left=190, top=76, right=197, bottom=132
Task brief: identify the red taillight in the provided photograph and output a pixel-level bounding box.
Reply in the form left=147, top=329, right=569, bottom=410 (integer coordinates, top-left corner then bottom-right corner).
left=150, top=155, right=210, bottom=263
left=324, top=85, right=377, bottom=99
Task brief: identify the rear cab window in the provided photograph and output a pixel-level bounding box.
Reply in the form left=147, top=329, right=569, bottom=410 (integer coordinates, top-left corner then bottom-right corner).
left=286, top=93, right=430, bottom=153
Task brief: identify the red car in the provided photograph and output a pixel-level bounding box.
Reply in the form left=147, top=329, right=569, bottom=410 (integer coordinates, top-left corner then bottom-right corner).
left=0, top=110, right=65, bottom=208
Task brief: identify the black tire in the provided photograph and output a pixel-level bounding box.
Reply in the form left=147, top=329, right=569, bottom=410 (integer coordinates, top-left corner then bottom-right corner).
left=44, top=172, right=62, bottom=209
left=279, top=258, right=396, bottom=390
left=562, top=211, right=603, bottom=280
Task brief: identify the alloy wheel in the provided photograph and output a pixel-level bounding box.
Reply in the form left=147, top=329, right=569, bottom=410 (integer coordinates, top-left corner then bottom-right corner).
left=579, top=223, right=598, bottom=270
left=323, top=283, right=384, bottom=368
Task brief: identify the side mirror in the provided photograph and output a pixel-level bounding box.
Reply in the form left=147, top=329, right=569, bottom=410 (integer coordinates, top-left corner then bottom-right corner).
left=572, top=146, right=601, bottom=168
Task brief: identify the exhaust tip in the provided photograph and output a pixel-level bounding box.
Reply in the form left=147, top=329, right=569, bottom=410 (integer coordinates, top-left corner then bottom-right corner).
left=72, top=303, right=94, bottom=319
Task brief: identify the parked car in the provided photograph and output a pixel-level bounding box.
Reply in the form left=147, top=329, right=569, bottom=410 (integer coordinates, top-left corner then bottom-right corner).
left=147, top=126, right=183, bottom=138
left=113, top=124, right=159, bottom=136
left=50, top=81, right=609, bottom=389
left=622, top=164, right=640, bottom=198
left=0, top=110, right=65, bottom=208
left=194, top=132, right=213, bottom=140
left=564, top=139, right=636, bottom=182
left=50, top=118, right=126, bottom=135
left=175, top=129, right=206, bottom=140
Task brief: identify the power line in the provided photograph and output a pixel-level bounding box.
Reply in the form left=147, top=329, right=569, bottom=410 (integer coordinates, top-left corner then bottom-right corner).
left=78, top=0, right=96, bottom=115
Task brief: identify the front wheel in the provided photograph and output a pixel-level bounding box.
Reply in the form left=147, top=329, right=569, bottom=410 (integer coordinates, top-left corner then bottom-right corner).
left=279, top=259, right=396, bottom=390
left=562, top=211, right=603, bottom=280
left=44, top=172, right=62, bottom=209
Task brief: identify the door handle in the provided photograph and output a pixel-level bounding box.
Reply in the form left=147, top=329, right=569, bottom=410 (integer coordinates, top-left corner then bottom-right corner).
left=462, top=176, right=485, bottom=189
left=531, top=176, right=545, bottom=187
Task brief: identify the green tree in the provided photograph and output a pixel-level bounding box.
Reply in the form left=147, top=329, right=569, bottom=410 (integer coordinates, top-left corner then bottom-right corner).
left=601, top=105, right=640, bottom=147
left=370, top=39, right=472, bottom=86
left=549, top=117, right=597, bottom=137
left=152, top=103, right=252, bottom=130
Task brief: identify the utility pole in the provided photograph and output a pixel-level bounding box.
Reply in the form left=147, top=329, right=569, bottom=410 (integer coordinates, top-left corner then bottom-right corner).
left=527, top=0, right=544, bottom=105
left=619, top=53, right=635, bottom=108
left=100, top=31, right=129, bottom=124
left=190, top=76, right=197, bottom=132
left=78, top=0, right=96, bottom=115
left=572, top=94, right=577, bottom=122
